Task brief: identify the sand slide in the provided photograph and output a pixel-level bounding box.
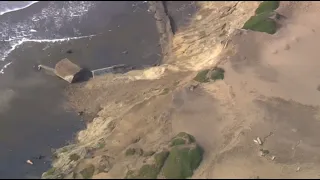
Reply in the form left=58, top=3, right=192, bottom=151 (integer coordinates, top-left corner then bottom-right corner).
left=43, top=1, right=320, bottom=179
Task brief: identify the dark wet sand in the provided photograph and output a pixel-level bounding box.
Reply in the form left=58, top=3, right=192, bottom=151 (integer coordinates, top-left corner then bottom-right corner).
left=0, top=1, right=161, bottom=179
left=164, top=1, right=199, bottom=33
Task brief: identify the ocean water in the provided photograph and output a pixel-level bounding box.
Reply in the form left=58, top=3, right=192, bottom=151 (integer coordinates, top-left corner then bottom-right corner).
left=0, top=1, right=97, bottom=74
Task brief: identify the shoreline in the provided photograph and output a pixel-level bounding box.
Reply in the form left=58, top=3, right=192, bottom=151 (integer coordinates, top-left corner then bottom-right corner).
left=0, top=1, right=162, bottom=178
left=148, top=1, right=174, bottom=62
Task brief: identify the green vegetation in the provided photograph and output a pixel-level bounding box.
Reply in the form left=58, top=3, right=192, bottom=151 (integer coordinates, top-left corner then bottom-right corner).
left=97, top=141, right=105, bottom=149
left=170, top=138, right=186, bottom=147
left=137, top=165, right=159, bottom=179
left=69, top=153, right=80, bottom=161
left=80, top=164, right=95, bottom=179
left=255, top=1, right=280, bottom=14
left=210, top=67, right=225, bottom=81
left=194, top=67, right=225, bottom=83
left=162, top=146, right=204, bottom=179
left=242, top=1, right=280, bottom=34
left=242, top=13, right=277, bottom=34
left=125, top=132, right=204, bottom=179
left=154, top=151, right=169, bottom=168
left=125, top=151, right=169, bottom=179
left=194, top=69, right=210, bottom=83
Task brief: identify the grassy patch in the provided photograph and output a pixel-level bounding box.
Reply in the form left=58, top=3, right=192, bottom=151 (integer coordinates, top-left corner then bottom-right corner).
left=80, top=164, right=95, bottom=179
left=162, top=145, right=204, bottom=179
left=242, top=12, right=277, bottom=34
left=69, top=153, right=80, bottom=161
left=138, top=164, right=159, bottom=179
left=243, top=1, right=280, bottom=34
left=154, top=151, right=169, bottom=168
left=97, top=142, right=105, bottom=149
left=255, top=1, right=280, bottom=14
left=170, top=138, right=186, bottom=147
left=126, top=151, right=169, bottom=179
left=194, top=69, right=210, bottom=83
left=210, top=67, right=225, bottom=81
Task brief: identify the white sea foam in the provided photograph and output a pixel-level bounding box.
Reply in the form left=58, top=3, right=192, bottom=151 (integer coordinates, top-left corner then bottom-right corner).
left=0, top=1, right=97, bottom=74
left=0, top=62, right=12, bottom=74
left=0, top=1, right=39, bottom=16
left=0, top=34, right=96, bottom=74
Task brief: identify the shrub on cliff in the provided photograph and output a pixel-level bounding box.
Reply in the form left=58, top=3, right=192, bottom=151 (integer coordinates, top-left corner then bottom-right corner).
left=243, top=1, right=280, bottom=34
left=194, top=69, right=210, bottom=83
left=125, top=132, right=204, bottom=179
left=255, top=1, right=280, bottom=14
left=162, top=145, right=203, bottom=179
left=125, top=151, right=169, bottom=179
left=162, top=132, right=203, bottom=179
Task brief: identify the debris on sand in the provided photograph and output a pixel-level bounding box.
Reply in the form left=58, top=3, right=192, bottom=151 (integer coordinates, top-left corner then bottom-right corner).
left=26, top=160, right=33, bottom=165
left=296, top=167, right=301, bottom=172
left=253, top=137, right=263, bottom=145
left=258, top=149, right=269, bottom=157
left=189, top=84, right=199, bottom=91
left=78, top=111, right=84, bottom=116
left=256, top=137, right=262, bottom=145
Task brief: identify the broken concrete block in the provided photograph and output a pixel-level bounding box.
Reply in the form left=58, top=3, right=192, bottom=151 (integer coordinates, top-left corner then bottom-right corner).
left=54, top=58, right=83, bottom=83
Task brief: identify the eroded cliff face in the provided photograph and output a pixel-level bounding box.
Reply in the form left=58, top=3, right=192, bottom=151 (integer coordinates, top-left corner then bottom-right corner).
left=42, top=1, right=258, bottom=179
left=45, top=1, right=320, bottom=179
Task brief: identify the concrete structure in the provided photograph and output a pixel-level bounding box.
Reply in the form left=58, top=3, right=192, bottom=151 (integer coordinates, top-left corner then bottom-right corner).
left=91, top=64, right=130, bottom=78
left=54, top=58, right=83, bottom=83
left=39, top=59, right=132, bottom=83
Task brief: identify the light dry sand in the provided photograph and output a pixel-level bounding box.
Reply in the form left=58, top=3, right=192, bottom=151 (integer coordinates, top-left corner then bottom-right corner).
left=46, top=1, right=320, bottom=179
left=189, top=1, right=320, bottom=178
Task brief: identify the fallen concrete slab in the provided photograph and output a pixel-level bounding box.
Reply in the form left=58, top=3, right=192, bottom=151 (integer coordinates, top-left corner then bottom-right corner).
left=54, top=58, right=83, bottom=83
